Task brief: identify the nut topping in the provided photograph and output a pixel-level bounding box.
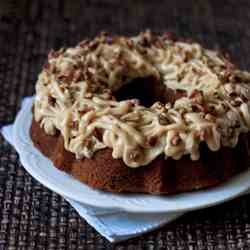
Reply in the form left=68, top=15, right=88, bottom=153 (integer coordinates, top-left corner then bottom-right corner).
left=158, top=113, right=170, bottom=125
left=171, top=135, right=181, bottom=146
left=34, top=31, right=250, bottom=167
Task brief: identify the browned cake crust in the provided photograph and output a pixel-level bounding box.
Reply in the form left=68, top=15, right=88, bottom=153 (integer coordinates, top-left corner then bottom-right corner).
left=30, top=118, right=250, bottom=194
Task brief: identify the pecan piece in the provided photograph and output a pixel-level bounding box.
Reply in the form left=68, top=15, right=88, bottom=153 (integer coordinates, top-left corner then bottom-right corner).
left=158, top=113, right=170, bottom=125
left=147, top=136, right=158, bottom=147
left=48, top=96, right=56, bottom=106
left=171, top=135, right=181, bottom=146
left=128, top=149, right=142, bottom=162
left=190, top=90, right=203, bottom=104
left=73, top=69, right=83, bottom=82
left=48, top=49, right=60, bottom=60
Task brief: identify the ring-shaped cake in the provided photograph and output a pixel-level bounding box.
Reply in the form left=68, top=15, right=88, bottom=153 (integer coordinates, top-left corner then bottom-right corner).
left=31, top=31, right=250, bottom=194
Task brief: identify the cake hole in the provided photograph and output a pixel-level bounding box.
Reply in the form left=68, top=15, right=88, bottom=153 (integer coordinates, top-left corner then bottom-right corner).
left=114, top=76, right=166, bottom=107
left=114, top=76, right=187, bottom=107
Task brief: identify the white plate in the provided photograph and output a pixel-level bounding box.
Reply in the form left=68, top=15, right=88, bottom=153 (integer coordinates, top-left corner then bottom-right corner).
left=13, top=97, right=250, bottom=213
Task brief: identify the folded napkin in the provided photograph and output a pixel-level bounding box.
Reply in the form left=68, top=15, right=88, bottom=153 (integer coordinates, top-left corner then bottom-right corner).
left=1, top=97, right=248, bottom=242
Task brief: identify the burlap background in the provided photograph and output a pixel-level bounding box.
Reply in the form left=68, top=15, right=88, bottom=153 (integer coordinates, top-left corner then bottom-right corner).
left=1, top=1, right=250, bottom=249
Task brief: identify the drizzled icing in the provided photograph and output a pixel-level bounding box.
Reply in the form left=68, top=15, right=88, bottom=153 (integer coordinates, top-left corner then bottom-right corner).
left=34, top=31, right=250, bottom=167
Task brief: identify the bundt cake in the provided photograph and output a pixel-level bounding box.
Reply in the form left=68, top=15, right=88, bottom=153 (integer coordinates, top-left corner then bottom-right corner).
left=31, top=31, right=250, bottom=194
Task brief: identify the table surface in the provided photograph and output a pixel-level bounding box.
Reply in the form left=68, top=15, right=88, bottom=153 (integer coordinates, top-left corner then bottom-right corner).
left=1, top=0, right=250, bottom=249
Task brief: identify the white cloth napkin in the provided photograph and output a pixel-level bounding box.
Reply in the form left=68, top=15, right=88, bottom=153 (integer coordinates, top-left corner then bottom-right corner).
left=1, top=97, right=248, bottom=242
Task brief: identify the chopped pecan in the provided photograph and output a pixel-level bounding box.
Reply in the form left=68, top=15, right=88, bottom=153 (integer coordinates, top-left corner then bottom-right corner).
left=158, top=113, right=170, bottom=125
left=230, top=99, right=242, bottom=107
left=219, top=69, right=231, bottom=83
left=48, top=49, right=60, bottom=60
left=84, top=138, right=93, bottom=148
left=152, top=101, right=165, bottom=111
left=126, top=39, right=134, bottom=49
left=128, top=149, right=142, bottom=162
left=171, top=135, right=181, bottom=146
left=118, top=59, right=128, bottom=68
left=73, top=69, right=83, bottom=82
left=229, top=92, right=237, bottom=98
left=241, top=95, right=248, bottom=103
left=43, top=63, right=56, bottom=73
left=190, top=90, right=203, bottom=104
left=154, top=39, right=164, bottom=49
left=205, top=113, right=216, bottom=122
left=139, top=30, right=154, bottom=47
left=48, top=96, right=56, bottom=106
left=102, top=89, right=113, bottom=99
left=175, top=89, right=187, bottom=99
left=79, top=106, right=93, bottom=115
left=207, top=105, right=216, bottom=115
left=57, top=71, right=73, bottom=82
left=70, top=121, right=78, bottom=129
left=191, top=104, right=204, bottom=112
left=88, top=40, right=99, bottom=50
left=184, top=51, right=193, bottom=62
left=147, top=136, right=158, bottom=147
left=93, top=128, right=103, bottom=141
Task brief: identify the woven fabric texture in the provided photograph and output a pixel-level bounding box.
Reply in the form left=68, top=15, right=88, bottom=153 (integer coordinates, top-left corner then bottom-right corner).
left=1, top=0, right=250, bottom=249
